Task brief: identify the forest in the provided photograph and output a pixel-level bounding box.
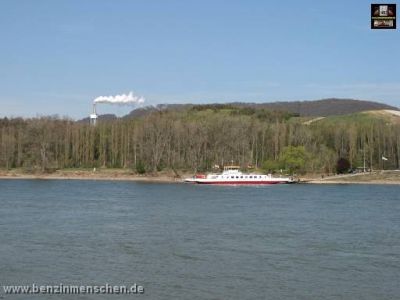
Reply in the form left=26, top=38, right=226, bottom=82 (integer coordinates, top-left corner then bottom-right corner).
left=0, top=105, right=399, bottom=175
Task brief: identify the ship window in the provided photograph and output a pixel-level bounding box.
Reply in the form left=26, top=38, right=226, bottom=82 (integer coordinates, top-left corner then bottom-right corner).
left=231, top=176, right=234, bottom=178
left=236, top=176, right=239, bottom=178
left=240, top=176, right=243, bottom=178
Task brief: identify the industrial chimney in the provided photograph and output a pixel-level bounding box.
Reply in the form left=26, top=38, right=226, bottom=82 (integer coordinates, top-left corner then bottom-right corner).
left=90, top=103, right=98, bottom=126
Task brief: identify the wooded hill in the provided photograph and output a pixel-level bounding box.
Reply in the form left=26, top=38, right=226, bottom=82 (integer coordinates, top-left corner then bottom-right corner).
left=79, top=98, right=399, bottom=122
left=1, top=99, right=400, bottom=174
left=236, top=98, right=399, bottom=116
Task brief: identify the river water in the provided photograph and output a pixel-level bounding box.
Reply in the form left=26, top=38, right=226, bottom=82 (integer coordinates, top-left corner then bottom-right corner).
left=0, top=180, right=399, bottom=299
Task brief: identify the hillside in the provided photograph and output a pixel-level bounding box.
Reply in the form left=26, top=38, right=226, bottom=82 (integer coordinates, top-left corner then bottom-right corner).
left=366, top=110, right=400, bottom=124
left=78, top=99, right=398, bottom=122
left=241, top=98, right=399, bottom=116
left=304, top=109, right=400, bottom=127
left=123, top=98, right=398, bottom=119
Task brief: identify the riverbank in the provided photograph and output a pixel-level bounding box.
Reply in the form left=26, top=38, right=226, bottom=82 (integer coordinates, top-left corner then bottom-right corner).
left=0, top=168, right=183, bottom=183
left=1, top=169, right=399, bottom=185
left=303, top=170, right=400, bottom=185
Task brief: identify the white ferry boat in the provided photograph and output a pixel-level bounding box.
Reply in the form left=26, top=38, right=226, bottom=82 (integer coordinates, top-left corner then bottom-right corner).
left=184, top=166, right=295, bottom=185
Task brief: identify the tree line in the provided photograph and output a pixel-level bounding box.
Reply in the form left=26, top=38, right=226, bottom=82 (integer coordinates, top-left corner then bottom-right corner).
left=0, top=108, right=399, bottom=174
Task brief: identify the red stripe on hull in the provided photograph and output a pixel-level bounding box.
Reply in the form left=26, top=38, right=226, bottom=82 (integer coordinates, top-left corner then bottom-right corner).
left=195, top=180, right=287, bottom=185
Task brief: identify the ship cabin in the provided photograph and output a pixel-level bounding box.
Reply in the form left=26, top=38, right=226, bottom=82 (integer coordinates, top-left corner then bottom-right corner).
left=207, top=165, right=272, bottom=180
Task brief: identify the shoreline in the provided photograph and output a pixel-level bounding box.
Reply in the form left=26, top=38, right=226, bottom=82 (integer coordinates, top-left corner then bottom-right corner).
left=303, top=179, right=400, bottom=185
left=0, top=170, right=399, bottom=185
left=0, top=175, right=181, bottom=183
left=0, top=170, right=182, bottom=183
left=301, top=170, right=400, bottom=185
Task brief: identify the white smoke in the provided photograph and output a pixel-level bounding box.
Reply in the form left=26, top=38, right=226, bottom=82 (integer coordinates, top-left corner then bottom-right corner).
left=93, top=91, right=145, bottom=105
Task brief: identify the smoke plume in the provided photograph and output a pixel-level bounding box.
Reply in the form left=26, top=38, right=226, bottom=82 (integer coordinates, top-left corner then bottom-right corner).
left=93, top=92, right=145, bottom=105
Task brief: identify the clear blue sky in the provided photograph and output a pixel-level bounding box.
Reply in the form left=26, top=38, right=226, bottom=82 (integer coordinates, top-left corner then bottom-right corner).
left=0, top=0, right=399, bottom=118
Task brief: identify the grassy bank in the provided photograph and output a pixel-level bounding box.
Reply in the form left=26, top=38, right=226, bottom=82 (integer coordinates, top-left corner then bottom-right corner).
left=1, top=168, right=400, bottom=184
left=0, top=168, right=184, bottom=183
left=304, top=170, right=400, bottom=185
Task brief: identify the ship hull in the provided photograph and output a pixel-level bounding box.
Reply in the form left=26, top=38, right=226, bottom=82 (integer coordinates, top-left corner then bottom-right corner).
left=186, top=180, right=293, bottom=185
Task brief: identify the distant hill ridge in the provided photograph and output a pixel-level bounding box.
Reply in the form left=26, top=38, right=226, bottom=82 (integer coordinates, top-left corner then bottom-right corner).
left=240, top=98, right=399, bottom=117
left=79, top=98, right=399, bottom=122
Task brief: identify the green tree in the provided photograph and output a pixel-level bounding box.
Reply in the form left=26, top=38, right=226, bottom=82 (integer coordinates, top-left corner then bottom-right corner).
left=262, top=159, right=282, bottom=173
left=280, top=146, right=308, bottom=174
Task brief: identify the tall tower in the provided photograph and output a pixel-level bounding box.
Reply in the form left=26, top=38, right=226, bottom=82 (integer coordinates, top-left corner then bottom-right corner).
left=90, top=103, right=98, bottom=126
